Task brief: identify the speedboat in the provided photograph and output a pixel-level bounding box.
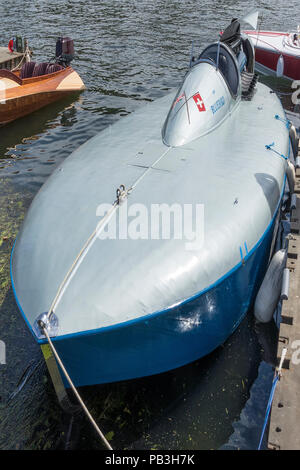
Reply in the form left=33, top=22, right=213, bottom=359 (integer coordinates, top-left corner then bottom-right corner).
left=244, top=27, right=300, bottom=80
left=0, top=37, right=85, bottom=125
left=11, top=19, right=290, bottom=388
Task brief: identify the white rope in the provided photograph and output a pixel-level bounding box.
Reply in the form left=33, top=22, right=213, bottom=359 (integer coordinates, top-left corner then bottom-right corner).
left=11, top=44, right=31, bottom=72
left=38, top=147, right=172, bottom=448
left=277, top=347, right=288, bottom=377
left=40, top=322, right=113, bottom=450
left=131, top=146, right=171, bottom=190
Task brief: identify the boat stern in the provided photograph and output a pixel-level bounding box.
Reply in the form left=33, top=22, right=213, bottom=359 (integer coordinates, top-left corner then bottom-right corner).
left=56, top=68, right=86, bottom=91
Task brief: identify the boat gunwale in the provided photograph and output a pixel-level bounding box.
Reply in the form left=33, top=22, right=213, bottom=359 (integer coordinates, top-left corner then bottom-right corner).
left=0, top=68, right=23, bottom=85
left=17, top=65, right=73, bottom=85
left=0, top=66, right=74, bottom=98
left=244, top=30, right=289, bottom=37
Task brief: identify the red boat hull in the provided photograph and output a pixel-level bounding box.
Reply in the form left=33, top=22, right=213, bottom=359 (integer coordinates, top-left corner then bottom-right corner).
left=255, top=47, right=300, bottom=81
left=244, top=30, right=300, bottom=81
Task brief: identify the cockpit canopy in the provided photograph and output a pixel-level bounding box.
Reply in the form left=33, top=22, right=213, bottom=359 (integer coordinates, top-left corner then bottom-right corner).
left=197, top=43, right=240, bottom=97
left=162, top=42, right=241, bottom=147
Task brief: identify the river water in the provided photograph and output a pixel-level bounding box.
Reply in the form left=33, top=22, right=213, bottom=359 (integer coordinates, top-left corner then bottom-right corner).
left=0, top=0, right=299, bottom=450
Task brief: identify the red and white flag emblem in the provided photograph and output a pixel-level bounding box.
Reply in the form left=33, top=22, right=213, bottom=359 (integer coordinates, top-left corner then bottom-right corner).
left=193, top=92, right=206, bottom=112
left=172, top=93, right=185, bottom=108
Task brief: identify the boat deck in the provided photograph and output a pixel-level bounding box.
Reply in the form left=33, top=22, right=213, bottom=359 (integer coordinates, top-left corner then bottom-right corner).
left=0, top=47, right=23, bottom=70
left=268, top=143, right=300, bottom=450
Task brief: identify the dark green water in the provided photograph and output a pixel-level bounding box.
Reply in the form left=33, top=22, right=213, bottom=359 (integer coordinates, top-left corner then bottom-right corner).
left=0, top=0, right=299, bottom=450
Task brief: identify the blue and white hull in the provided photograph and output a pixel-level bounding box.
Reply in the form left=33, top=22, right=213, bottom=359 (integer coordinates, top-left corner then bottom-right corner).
left=11, top=31, right=290, bottom=387
left=12, top=207, right=279, bottom=387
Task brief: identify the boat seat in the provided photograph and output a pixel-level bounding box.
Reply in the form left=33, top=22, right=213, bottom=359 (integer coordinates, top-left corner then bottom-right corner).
left=32, top=62, right=49, bottom=77
left=20, top=61, right=37, bottom=79
left=45, top=63, right=64, bottom=74
left=19, top=61, right=64, bottom=79
left=0, top=69, right=22, bottom=85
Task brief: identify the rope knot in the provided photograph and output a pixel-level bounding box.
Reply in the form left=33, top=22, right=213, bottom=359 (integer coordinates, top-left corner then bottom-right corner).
left=116, top=184, right=130, bottom=205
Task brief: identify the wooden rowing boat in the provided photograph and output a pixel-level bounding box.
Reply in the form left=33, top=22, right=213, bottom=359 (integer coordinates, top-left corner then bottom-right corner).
left=0, top=65, right=85, bottom=125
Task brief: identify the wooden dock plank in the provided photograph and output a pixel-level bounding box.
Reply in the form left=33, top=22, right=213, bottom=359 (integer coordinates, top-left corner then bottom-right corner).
left=0, top=47, right=23, bottom=70
left=268, top=157, right=300, bottom=450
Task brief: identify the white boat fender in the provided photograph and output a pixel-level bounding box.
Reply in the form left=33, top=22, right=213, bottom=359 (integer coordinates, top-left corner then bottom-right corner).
left=281, top=268, right=290, bottom=301
left=286, top=160, right=295, bottom=194
left=254, top=248, right=287, bottom=323
left=289, top=125, right=299, bottom=160
left=276, top=55, right=284, bottom=78
left=291, top=193, right=297, bottom=210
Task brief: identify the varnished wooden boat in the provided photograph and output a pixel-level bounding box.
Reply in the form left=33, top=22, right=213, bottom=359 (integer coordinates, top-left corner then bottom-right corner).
left=0, top=65, right=85, bottom=125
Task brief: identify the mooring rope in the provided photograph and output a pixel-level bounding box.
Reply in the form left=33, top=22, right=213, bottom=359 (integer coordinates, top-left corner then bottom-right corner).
left=38, top=151, right=171, bottom=445
left=38, top=321, right=113, bottom=450
left=11, top=44, right=31, bottom=72
left=265, top=142, right=289, bottom=161
left=257, top=347, right=287, bottom=450
left=275, top=114, right=291, bottom=129
left=272, top=89, right=296, bottom=97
